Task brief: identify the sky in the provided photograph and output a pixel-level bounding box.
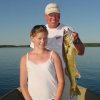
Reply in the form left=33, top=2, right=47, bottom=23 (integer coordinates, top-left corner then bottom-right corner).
left=0, top=0, right=100, bottom=45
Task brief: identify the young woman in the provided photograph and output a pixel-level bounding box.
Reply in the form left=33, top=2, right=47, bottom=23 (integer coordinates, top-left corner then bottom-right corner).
left=20, top=25, right=64, bottom=100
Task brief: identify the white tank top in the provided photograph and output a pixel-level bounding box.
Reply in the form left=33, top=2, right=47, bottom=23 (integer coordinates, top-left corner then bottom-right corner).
left=26, top=51, right=57, bottom=100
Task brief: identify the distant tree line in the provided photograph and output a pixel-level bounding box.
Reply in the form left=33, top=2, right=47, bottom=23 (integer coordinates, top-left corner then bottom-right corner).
left=0, top=43, right=100, bottom=48
left=0, top=45, right=29, bottom=48
left=84, top=43, right=100, bottom=47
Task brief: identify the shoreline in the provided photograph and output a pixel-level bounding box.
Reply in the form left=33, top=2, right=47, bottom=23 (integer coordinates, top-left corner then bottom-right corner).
left=0, top=43, right=100, bottom=48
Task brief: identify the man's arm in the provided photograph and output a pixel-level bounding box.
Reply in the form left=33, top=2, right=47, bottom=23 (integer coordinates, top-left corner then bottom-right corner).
left=72, top=32, right=85, bottom=55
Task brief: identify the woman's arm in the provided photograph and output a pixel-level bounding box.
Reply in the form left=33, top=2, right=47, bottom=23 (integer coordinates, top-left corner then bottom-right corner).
left=52, top=51, right=65, bottom=100
left=20, top=54, right=32, bottom=100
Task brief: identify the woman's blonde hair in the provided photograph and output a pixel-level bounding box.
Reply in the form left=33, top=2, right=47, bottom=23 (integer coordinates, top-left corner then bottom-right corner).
left=30, top=25, right=48, bottom=37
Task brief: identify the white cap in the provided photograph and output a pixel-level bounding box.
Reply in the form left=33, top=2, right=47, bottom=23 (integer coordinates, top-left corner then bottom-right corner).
left=45, top=3, right=60, bottom=14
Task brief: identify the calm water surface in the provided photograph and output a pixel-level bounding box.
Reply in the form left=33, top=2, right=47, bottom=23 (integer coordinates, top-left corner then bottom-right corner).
left=0, top=47, right=100, bottom=96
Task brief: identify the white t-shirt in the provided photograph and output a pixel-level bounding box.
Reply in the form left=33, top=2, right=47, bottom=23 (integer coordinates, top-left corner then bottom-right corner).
left=46, top=24, right=74, bottom=68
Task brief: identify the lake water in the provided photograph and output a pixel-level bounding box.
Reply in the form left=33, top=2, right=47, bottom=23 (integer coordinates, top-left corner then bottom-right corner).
left=0, top=47, right=100, bottom=96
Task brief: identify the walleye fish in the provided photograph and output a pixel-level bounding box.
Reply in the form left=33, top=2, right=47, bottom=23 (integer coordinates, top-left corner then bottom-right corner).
left=62, top=29, right=81, bottom=98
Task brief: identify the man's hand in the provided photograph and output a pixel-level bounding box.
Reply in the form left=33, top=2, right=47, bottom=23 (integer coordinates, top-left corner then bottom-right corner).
left=72, top=32, right=78, bottom=41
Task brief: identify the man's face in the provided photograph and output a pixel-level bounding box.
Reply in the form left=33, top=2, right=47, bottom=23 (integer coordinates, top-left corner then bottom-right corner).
left=44, top=12, right=60, bottom=28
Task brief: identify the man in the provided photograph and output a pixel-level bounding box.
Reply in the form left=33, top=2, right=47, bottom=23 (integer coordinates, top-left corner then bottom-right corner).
left=43, top=2, right=85, bottom=100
